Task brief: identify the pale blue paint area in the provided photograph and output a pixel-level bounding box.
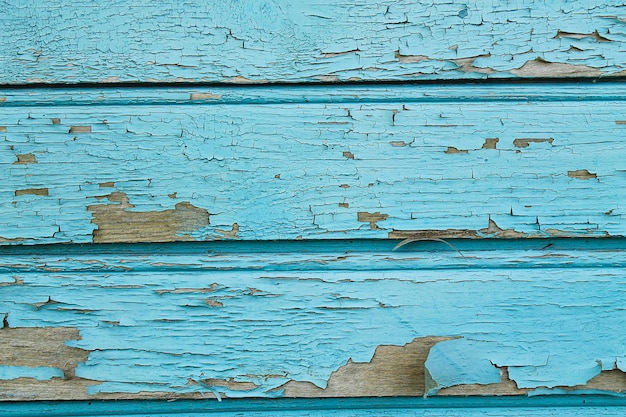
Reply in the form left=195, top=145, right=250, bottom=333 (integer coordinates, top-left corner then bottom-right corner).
left=1, top=84, right=625, bottom=244
left=0, top=365, right=64, bottom=380
left=425, top=338, right=501, bottom=395
left=508, top=356, right=602, bottom=389
left=2, top=1, right=626, bottom=83
left=1, top=242, right=625, bottom=395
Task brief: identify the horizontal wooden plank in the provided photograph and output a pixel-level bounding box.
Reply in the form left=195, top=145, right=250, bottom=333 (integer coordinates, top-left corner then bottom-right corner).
left=0, top=84, right=624, bottom=243
left=1, top=240, right=626, bottom=400
left=2, top=1, right=626, bottom=84
left=4, top=397, right=626, bottom=417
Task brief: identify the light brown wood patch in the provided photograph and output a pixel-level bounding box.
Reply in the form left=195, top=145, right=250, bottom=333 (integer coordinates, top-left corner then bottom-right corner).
left=15, top=188, right=48, bottom=196
left=87, top=192, right=210, bottom=243
left=357, top=212, right=389, bottom=229
left=280, top=336, right=455, bottom=397
left=69, top=126, right=92, bottom=133
left=13, top=154, right=37, bottom=164
left=0, top=327, right=88, bottom=376
left=568, top=169, right=597, bottom=180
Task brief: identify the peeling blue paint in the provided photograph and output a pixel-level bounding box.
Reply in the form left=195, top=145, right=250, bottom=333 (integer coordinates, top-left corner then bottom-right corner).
left=2, top=1, right=626, bottom=83
left=1, top=84, right=624, bottom=244
left=425, top=339, right=501, bottom=395
left=1, top=241, right=626, bottom=396
left=0, top=366, right=64, bottom=380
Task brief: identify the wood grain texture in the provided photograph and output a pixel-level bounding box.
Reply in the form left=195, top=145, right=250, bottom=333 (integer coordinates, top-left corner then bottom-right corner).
left=2, top=1, right=626, bottom=84
left=1, top=84, right=624, bottom=244
left=1, top=240, right=626, bottom=400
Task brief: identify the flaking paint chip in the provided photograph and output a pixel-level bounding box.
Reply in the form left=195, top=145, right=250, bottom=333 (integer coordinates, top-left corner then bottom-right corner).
left=69, top=126, right=92, bottom=133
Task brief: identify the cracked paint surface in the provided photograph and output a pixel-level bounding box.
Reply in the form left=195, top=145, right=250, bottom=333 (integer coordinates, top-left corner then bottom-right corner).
left=0, top=84, right=625, bottom=243
left=2, top=1, right=626, bottom=83
left=1, top=240, right=626, bottom=399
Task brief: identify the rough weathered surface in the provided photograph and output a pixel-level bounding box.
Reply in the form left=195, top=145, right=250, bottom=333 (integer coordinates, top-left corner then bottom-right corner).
left=1, top=84, right=624, bottom=243
left=2, top=1, right=626, bottom=84
left=1, top=240, right=626, bottom=400
left=3, top=1, right=626, bottom=411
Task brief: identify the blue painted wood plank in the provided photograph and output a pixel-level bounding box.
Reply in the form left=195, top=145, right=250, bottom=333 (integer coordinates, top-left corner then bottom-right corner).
left=0, top=84, right=624, bottom=243
left=3, top=397, right=626, bottom=417
left=2, top=1, right=626, bottom=84
left=1, top=241, right=626, bottom=399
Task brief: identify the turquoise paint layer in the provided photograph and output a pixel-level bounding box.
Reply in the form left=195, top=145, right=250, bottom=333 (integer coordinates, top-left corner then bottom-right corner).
left=0, top=366, right=64, bottom=380
left=425, top=339, right=501, bottom=395
left=1, top=242, right=625, bottom=395
left=2, top=1, right=626, bottom=83
left=3, top=397, right=626, bottom=417
left=1, top=84, right=624, bottom=243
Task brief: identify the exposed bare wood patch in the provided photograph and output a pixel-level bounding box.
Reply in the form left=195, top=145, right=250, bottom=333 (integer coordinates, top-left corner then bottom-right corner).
left=513, top=138, right=554, bottom=148
left=281, top=336, right=455, bottom=397
left=87, top=192, right=210, bottom=243
left=438, top=369, right=626, bottom=396
left=389, top=228, right=479, bottom=240
left=573, top=370, right=626, bottom=392
left=155, top=284, right=220, bottom=295
left=568, top=169, right=597, bottom=180
left=338, top=202, right=349, bottom=208
left=511, top=58, right=602, bottom=77
left=15, top=188, right=48, bottom=197
left=0, top=327, right=88, bottom=378
left=390, top=219, right=526, bottom=240
left=444, top=146, right=468, bottom=154
left=98, top=181, right=115, bottom=188
left=357, top=212, right=389, bottom=230
left=51, top=118, right=61, bottom=125
left=394, top=50, right=429, bottom=63
left=32, top=296, right=61, bottom=310
left=0, top=276, right=24, bottom=287
left=0, top=126, right=6, bottom=132
left=616, top=120, right=626, bottom=125
left=224, top=75, right=259, bottom=84
left=389, top=141, right=406, bottom=147
left=215, top=223, right=240, bottom=239
left=68, top=126, right=92, bottom=133
left=13, top=154, right=37, bottom=164
left=190, top=92, right=222, bottom=100
left=205, top=298, right=224, bottom=307
left=342, top=151, right=355, bottom=159
left=482, top=138, right=499, bottom=149
left=479, top=219, right=525, bottom=238
left=0, top=378, right=213, bottom=401
left=452, top=54, right=494, bottom=74
left=437, top=367, right=528, bottom=396
left=196, top=378, right=259, bottom=391
left=555, top=30, right=612, bottom=42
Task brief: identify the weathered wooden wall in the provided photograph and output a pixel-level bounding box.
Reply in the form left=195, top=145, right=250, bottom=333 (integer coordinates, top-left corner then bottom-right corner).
left=3, top=1, right=626, bottom=84
left=2, top=1, right=626, bottom=414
